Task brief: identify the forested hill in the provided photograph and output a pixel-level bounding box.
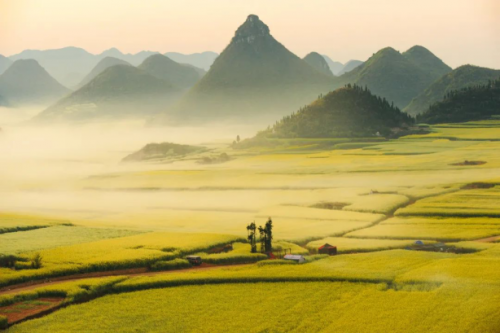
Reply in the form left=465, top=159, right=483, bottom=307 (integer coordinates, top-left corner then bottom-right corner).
left=262, top=85, right=414, bottom=138
left=417, top=79, right=500, bottom=124
left=405, top=65, right=500, bottom=116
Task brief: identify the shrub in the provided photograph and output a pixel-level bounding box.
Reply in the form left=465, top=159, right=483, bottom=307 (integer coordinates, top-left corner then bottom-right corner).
left=257, top=259, right=296, bottom=266
left=31, top=253, right=43, bottom=269
left=14, top=261, right=34, bottom=270
left=151, top=259, right=191, bottom=271
left=0, top=315, right=7, bottom=329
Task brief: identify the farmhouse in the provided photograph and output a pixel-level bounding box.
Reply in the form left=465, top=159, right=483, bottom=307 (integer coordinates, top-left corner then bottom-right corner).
left=318, top=243, right=337, bottom=255
left=283, top=254, right=305, bottom=263
left=186, top=255, right=202, bottom=266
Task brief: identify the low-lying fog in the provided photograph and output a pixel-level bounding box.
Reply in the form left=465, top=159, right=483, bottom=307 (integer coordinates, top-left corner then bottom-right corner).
left=0, top=106, right=261, bottom=222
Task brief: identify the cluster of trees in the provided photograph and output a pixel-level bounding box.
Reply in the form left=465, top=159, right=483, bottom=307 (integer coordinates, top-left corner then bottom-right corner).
left=417, top=78, right=500, bottom=124
left=247, top=218, right=273, bottom=253
left=265, top=84, right=414, bottom=139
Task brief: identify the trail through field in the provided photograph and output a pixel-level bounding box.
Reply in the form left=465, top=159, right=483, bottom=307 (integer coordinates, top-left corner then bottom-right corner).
left=0, top=263, right=252, bottom=296
left=475, top=235, right=500, bottom=242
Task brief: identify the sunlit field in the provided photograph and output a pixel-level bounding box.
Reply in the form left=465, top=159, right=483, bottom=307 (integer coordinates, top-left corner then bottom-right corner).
left=1, top=118, right=500, bottom=331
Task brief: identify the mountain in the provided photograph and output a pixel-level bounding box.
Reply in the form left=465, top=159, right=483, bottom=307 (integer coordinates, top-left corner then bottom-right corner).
left=138, top=54, right=203, bottom=89
left=337, top=60, right=363, bottom=75
left=403, top=45, right=451, bottom=81
left=417, top=79, right=500, bottom=124
left=0, top=94, right=8, bottom=106
left=0, top=59, right=70, bottom=106
left=303, top=52, right=334, bottom=77
left=249, top=85, right=413, bottom=139
left=9, top=47, right=96, bottom=87
left=338, top=46, right=450, bottom=108
left=322, top=55, right=343, bottom=75
left=75, top=57, right=131, bottom=89
left=0, top=55, right=12, bottom=75
left=167, top=15, right=336, bottom=123
left=164, top=52, right=219, bottom=71
left=33, top=65, right=180, bottom=122
left=405, top=65, right=500, bottom=116
left=97, top=48, right=160, bottom=66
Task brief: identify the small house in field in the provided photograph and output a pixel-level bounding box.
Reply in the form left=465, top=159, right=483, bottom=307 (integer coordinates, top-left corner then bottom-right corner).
left=283, top=254, right=305, bottom=264
left=318, top=243, right=337, bottom=255
left=186, top=255, right=202, bottom=266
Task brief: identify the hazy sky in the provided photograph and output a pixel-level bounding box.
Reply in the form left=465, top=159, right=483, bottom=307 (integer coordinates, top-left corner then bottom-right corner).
left=1, top=0, right=499, bottom=68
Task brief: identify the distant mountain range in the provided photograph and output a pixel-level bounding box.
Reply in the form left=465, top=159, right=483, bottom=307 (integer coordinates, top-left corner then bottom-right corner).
left=337, top=46, right=452, bottom=108
left=8, top=47, right=218, bottom=87
left=417, top=78, right=500, bottom=124
left=0, top=55, right=12, bottom=75
left=405, top=65, right=500, bottom=116
left=138, top=54, right=204, bottom=89
left=164, top=52, right=219, bottom=71
left=165, top=15, right=336, bottom=123
left=75, top=57, right=132, bottom=89
left=0, top=59, right=70, bottom=107
left=321, top=56, right=363, bottom=76
left=33, top=65, right=181, bottom=122
left=337, top=60, right=364, bottom=76
left=303, top=52, right=334, bottom=77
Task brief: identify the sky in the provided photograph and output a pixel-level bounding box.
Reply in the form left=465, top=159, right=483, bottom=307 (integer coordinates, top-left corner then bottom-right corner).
left=0, top=0, right=499, bottom=68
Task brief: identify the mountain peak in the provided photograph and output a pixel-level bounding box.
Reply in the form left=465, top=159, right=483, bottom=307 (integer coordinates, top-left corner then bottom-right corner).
left=232, top=14, right=270, bottom=43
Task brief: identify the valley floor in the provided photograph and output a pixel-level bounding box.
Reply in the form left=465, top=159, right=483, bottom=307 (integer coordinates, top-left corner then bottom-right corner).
left=1, top=120, right=500, bottom=332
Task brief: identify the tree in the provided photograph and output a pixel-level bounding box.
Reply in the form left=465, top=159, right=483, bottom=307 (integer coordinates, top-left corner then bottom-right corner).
left=246, top=222, right=257, bottom=253
left=31, top=253, right=43, bottom=269
left=257, top=218, right=274, bottom=253
left=264, top=218, right=273, bottom=252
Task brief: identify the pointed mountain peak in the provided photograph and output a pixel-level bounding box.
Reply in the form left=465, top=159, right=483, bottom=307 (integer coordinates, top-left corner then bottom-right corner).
left=232, top=15, right=271, bottom=43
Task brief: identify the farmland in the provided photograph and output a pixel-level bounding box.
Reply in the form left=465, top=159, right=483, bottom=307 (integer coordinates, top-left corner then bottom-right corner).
left=1, top=120, right=500, bottom=331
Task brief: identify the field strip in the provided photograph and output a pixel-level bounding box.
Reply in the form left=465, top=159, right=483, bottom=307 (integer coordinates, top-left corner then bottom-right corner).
left=0, top=264, right=251, bottom=296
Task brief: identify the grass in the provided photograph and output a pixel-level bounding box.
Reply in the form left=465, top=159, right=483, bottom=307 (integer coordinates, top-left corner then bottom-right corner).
left=306, top=237, right=428, bottom=253
left=0, top=232, right=242, bottom=287
left=396, top=186, right=500, bottom=218
left=0, top=213, right=68, bottom=234
left=0, top=226, right=140, bottom=256
left=7, top=281, right=500, bottom=333
left=345, top=224, right=500, bottom=241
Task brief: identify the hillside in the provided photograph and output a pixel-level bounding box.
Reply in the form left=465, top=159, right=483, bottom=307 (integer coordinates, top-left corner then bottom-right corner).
left=165, top=52, right=219, bottom=71
left=322, top=55, right=343, bottom=75
left=252, top=85, right=413, bottom=139
left=402, top=45, right=451, bottom=81
left=338, top=46, right=450, bottom=108
left=75, top=57, right=131, bottom=89
left=123, top=142, right=207, bottom=162
left=97, top=48, right=159, bottom=66
left=417, top=79, right=500, bottom=124
left=405, top=65, right=500, bottom=116
left=337, top=60, right=363, bottom=75
left=0, top=59, right=70, bottom=106
left=33, top=65, right=180, bottom=122
left=9, top=47, right=96, bottom=87
left=168, top=15, right=336, bottom=123
left=0, top=55, right=12, bottom=75
left=303, top=52, right=334, bottom=77
left=138, top=54, right=203, bottom=89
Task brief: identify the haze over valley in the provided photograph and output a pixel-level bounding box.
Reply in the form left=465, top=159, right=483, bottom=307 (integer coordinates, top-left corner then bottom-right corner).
left=1, top=2, right=500, bottom=332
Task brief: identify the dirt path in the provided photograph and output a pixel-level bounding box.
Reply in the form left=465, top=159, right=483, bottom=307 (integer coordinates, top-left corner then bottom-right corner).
left=475, top=235, right=500, bottom=243
left=0, top=297, right=64, bottom=325
left=0, top=263, right=250, bottom=296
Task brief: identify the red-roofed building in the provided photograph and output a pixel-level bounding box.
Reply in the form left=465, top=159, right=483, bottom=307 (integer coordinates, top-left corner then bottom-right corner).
left=318, top=243, right=337, bottom=255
